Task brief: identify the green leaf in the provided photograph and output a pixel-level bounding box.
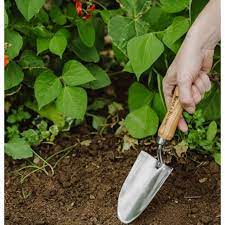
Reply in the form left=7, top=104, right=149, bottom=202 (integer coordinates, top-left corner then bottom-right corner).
left=123, top=61, right=134, bottom=73
left=5, top=8, right=8, bottom=28
left=50, top=5, right=67, bottom=25
left=127, top=33, right=164, bottom=79
left=49, top=31, right=67, bottom=58
left=160, top=0, right=189, bottom=13
left=84, top=65, right=111, bottom=90
left=128, top=82, right=153, bottom=111
left=37, top=38, right=50, bottom=55
left=152, top=92, right=166, bottom=122
left=5, top=29, right=23, bottom=60
left=197, top=84, right=220, bottom=120
left=92, top=115, right=106, bottom=131
left=117, top=0, right=151, bottom=17
left=19, top=50, right=44, bottom=68
left=162, top=17, right=190, bottom=51
left=25, top=102, right=65, bottom=128
left=56, top=86, right=87, bottom=119
left=35, top=8, right=49, bottom=24
left=207, top=121, right=217, bottom=141
left=5, top=62, right=24, bottom=90
left=15, top=0, right=45, bottom=21
left=125, top=105, right=159, bottom=138
left=5, top=138, right=33, bottom=160
left=71, top=36, right=99, bottom=63
left=62, top=60, right=95, bottom=86
left=32, top=25, right=52, bottom=38
left=213, top=152, right=221, bottom=165
left=34, top=70, right=62, bottom=109
left=77, top=19, right=95, bottom=47
left=100, top=9, right=124, bottom=24
left=108, top=16, right=149, bottom=55
left=142, top=6, right=173, bottom=31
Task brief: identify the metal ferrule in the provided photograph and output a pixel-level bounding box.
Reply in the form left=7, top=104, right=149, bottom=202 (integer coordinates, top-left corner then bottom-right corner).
left=156, top=136, right=166, bottom=146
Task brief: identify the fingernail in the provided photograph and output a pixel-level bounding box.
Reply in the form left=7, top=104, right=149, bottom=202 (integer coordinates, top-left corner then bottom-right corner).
left=186, top=107, right=195, bottom=114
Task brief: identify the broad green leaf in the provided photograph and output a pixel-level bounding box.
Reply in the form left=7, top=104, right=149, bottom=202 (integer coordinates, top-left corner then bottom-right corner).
left=62, top=60, right=95, bottom=86
left=50, top=6, right=67, bottom=25
left=128, top=82, right=153, bottom=111
left=5, top=29, right=23, bottom=60
left=213, top=152, right=221, bottom=165
left=32, top=25, right=52, bottom=38
left=77, top=19, right=95, bottom=47
left=56, top=86, right=87, bottom=119
left=117, top=0, right=151, bottom=17
left=5, top=8, right=8, bottom=28
left=5, top=138, right=33, bottom=159
left=207, top=121, right=217, bottom=141
left=92, top=115, right=106, bottom=131
left=127, top=33, right=164, bottom=79
left=71, top=37, right=99, bottom=63
left=142, top=6, right=173, bottom=31
left=197, top=84, right=220, bottom=120
left=84, top=65, right=111, bottom=90
left=162, top=17, right=190, bottom=51
left=160, top=0, right=189, bottom=13
left=37, top=38, right=50, bottom=55
left=35, top=8, right=49, bottom=24
left=49, top=31, right=67, bottom=58
left=34, top=70, right=62, bottom=109
left=100, top=9, right=124, bottom=24
left=125, top=105, right=159, bottom=138
left=112, top=44, right=127, bottom=63
left=108, top=16, right=149, bottom=55
left=152, top=93, right=166, bottom=122
left=56, top=28, right=71, bottom=41
left=19, top=50, right=44, bottom=68
left=25, top=102, right=65, bottom=128
left=5, top=62, right=24, bottom=90
left=15, top=0, right=45, bottom=21
left=123, top=61, right=134, bottom=73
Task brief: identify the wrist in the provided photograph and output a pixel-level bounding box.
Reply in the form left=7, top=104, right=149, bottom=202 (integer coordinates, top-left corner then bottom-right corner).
left=186, top=0, right=220, bottom=50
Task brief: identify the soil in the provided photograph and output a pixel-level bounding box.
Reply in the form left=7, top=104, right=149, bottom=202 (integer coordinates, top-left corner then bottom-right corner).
left=5, top=74, right=220, bottom=225
left=5, top=131, right=220, bottom=225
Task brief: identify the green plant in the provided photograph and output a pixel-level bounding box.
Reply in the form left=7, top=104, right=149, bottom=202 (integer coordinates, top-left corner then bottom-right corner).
left=108, top=0, right=220, bottom=139
left=4, top=0, right=220, bottom=163
left=181, top=109, right=220, bottom=164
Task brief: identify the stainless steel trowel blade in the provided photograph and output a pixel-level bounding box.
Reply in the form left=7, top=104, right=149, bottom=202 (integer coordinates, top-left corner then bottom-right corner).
left=117, top=151, right=173, bottom=224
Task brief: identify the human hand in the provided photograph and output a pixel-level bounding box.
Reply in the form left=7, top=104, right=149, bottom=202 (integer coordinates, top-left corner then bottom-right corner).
left=163, top=39, right=213, bottom=132
left=163, top=0, right=220, bottom=132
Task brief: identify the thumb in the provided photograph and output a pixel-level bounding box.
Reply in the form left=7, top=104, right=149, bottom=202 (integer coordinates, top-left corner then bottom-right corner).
left=177, top=75, right=195, bottom=114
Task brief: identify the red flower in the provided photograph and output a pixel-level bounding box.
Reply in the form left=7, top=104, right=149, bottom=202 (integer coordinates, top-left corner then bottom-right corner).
left=82, top=13, right=92, bottom=20
left=4, top=55, right=9, bottom=67
left=87, top=4, right=95, bottom=12
left=74, top=0, right=83, bottom=16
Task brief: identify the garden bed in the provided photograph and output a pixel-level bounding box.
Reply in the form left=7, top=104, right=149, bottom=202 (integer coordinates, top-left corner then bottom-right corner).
left=5, top=130, right=220, bottom=225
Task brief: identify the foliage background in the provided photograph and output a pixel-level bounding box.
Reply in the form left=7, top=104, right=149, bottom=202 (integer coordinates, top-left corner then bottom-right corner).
left=4, top=0, right=220, bottom=163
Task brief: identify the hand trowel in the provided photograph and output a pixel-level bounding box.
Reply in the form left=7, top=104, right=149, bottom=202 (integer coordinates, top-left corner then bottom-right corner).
left=117, top=87, right=183, bottom=224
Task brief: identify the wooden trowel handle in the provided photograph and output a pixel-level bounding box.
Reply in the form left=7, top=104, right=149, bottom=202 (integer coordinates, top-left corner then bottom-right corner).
left=158, top=87, right=183, bottom=141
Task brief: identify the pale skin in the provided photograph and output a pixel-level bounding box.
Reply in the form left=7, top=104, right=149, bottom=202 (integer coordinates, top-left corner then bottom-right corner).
left=163, top=0, right=220, bottom=132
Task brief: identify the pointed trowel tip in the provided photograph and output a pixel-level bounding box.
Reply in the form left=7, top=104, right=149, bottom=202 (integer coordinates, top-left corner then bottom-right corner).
left=117, top=201, right=133, bottom=224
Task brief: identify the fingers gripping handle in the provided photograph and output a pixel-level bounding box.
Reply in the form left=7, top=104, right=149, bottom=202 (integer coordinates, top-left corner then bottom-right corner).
left=158, top=87, right=183, bottom=141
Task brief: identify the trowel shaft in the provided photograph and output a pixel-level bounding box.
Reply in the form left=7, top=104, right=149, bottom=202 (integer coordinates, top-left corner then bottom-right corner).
left=156, top=87, right=183, bottom=166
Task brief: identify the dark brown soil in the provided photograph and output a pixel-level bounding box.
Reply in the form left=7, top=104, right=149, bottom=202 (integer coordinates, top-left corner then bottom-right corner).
left=5, top=131, right=220, bottom=225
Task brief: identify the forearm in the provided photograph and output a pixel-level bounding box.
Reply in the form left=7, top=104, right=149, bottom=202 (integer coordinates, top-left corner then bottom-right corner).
left=186, top=0, right=221, bottom=49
